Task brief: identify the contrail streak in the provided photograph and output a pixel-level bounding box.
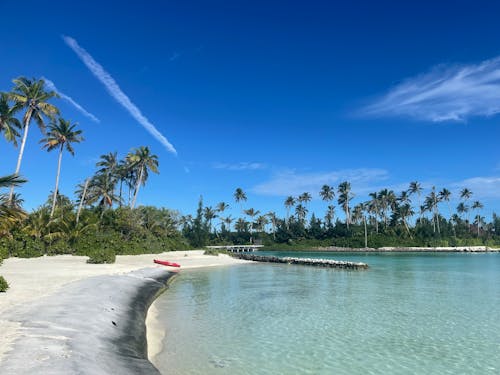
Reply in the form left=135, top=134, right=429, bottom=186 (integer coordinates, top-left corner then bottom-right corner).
left=63, top=35, right=177, bottom=155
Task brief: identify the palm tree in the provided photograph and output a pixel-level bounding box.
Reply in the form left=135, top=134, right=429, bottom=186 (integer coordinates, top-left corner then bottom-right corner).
left=460, top=188, right=473, bottom=222
left=127, top=146, right=159, bottom=208
left=456, top=202, right=468, bottom=221
left=220, top=215, right=234, bottom=232
left=83, top=173, right=121, bottom=215
left=295, top=204, right=308, bottom=225
left=319, top=185, right=335, bottom=203
left=473, top=214, right=485, bottom=237
left=216, top=202, right=229, bottom=232
left=0, top=174, right=27, bottom=232
left=284, top=196, right=295, bottom=229
left=298, top=192, right=312, bottom=206
left=368, top=192, right=380, bottom=233
left=204, top=206, right=217, bottom=233
left=97, top=152, right=119, bottom=189
left=472, top=201, right=483, bottom=236
left=41, top=118, right=83, bottom=219
left=267, top=211, right=278, bottom=240
left=0, top=93, right=21, bottom=146
left=352, top=203, right=368, bottom=247
left=8, top=77, right=59, bottom=200
left=337, top=181, right=353, bottom=228
left=235, top=218, right=249, bottom=233
left=324, top=204, right=335, bottom=228
left=425, top=187, right=441, bottom=234
left=408, top=181, right=423, bottom=223
left=244, top=208, right=260, bottom=242
left=234, top=188, right=247, bottom=214
left=76, top=178, right=90, bottom=225
left=255, top=215, right=268, bottom=233
left=439, top=188, right=455, bottom=235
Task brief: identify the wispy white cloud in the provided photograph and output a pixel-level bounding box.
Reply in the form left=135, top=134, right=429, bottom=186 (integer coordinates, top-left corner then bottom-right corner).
left=213, top=162, right=267, bottom=171
left=62, top=35, right=177, bottom=155
left=43, top=77, right=99, bottom=123
left=252, top=168, right=389, bottom=197
left=363, top=56, right=500, bottom=122
left=451, top=176, right=500, bottom=199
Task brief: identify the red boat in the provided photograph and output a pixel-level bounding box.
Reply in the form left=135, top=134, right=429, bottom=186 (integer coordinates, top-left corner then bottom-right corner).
left=154, top=259, right=181, bottom=268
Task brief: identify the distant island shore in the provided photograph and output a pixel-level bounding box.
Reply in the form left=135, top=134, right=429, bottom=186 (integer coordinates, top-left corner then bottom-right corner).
left=312, top=246, right=500, bottom=252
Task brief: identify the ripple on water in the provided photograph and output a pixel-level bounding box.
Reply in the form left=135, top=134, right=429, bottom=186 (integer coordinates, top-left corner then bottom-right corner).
left=153, top=253, right=500, bottom=375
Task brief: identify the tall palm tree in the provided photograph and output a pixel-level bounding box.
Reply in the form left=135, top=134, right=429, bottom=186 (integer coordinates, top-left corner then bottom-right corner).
left=408, top=181, right=423, bottom=223
left=298, top=192, right=312, bottom=206
left=221, top=215, right=234, bottom=232
left=425, top=187, right=441, bottom=234
left=439, top=188, right=455, bottom=235
left=295, top=204, right=308, bottom=226
left=324, top=204, right=335, bottom=228
left=75, top=178, right=90, bottom=225
left=460, top=188, right=472, bottom=222
left=97, top=152, right=119, bottom=187
left=352, top=203, right=368, bottom=247
left=267, top=211, right=278, bottom=240
left=473, top=214, right=485, bottom=237
left=41, top=118, right=83, bottom=219
left=255, top=215, right=268, bottom=233
left=456, top=202, right=468, bottom=221
left=127, top=146, right=159, bottom=208
left=83, top=173, right=121, bottom=214
left=472, top=201, right=483, bottom=236
left=337, top=181, right=353, bottom=228
left=368, top=192, right=380, bottom=233
left=216, top=202, right=229, bottom=232
left=234, top=188, right=247, bottom=214
left=204, top=206, right=217, bottom=233
left=284, top=196, right=295, bottom=229
left=0, top=93, right=21, bottom=146
left=8, top=77, right=59, bottom=200
left=319, top=184, right=335, bottom=203
left=244, top=208, right=260, bottom=241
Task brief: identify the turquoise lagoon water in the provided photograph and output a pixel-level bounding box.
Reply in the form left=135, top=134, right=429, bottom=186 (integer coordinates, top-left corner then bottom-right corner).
left=152, top=252, right=500, bottom=374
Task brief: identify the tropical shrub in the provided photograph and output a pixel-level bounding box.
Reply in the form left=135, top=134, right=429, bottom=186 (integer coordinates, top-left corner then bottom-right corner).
left=0, top=276, right=9, bottom=292
left=86, top=248, right=116, bottom=264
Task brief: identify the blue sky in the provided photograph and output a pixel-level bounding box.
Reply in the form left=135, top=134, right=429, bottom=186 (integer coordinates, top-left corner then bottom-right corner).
left=1, top=0, right=499, bottom=220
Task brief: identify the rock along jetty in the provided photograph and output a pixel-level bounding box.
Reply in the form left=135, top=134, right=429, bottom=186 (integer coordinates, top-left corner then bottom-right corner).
left=233, top=253, right=368, bottom=270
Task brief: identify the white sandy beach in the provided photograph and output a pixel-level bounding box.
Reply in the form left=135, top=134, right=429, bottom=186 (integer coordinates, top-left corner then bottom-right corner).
left=0, top=250, right=249, bottom=369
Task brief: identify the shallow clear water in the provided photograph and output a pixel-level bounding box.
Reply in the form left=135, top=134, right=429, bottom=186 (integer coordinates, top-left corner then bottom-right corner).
left=152, top=252, right=500, bottom=374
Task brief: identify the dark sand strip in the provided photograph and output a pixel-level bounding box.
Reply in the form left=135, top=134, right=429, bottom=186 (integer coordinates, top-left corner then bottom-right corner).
left=0, top=268, right=175, bottom=375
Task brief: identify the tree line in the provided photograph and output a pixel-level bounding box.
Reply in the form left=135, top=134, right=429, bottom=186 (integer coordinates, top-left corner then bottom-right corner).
left=0, top=77, right=187, bottom=268
left=181, top=184, right=500, bottom=248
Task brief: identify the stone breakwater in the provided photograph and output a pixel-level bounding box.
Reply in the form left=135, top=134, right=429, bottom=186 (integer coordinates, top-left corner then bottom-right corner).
left=0, top=268, right=175, bottom=375
left=233, top=254, right=369, bottom=269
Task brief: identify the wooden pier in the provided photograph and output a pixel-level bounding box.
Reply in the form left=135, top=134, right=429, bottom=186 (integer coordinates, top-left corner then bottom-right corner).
left=233, top=254, right=369, bottom=269
left=205, top=245, right=263, bottom=253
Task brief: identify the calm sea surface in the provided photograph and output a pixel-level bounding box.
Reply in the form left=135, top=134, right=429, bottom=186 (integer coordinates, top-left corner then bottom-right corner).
left=152, top=252, right=500, bottom=374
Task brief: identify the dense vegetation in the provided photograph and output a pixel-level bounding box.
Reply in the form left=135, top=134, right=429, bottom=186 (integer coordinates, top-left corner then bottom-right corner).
left=181, top=185, right=500, bottom=250
left=1, top=75, right=499, bottom=291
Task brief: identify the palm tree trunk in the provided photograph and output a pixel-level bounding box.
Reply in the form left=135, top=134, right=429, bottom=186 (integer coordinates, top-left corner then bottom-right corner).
left=131, top=166, right=144, bottom=209
left=119, top=180, right=123, bottom=208
left=76, top=178, right=90, bottom=225
left=402, top=216, right=413, bottom=239
left=50, top=145, right=64, bottom=219
left=363, top=215, right=367, bottom=248
left=8, top=110, right=32, bottom=202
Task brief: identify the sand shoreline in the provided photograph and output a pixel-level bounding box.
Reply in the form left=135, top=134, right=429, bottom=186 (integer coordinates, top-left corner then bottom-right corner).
left=0, top=251, right=250, bottom=374
left=313, top=246, right=500, bottom=252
